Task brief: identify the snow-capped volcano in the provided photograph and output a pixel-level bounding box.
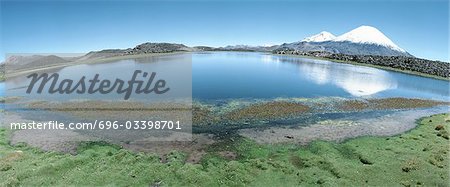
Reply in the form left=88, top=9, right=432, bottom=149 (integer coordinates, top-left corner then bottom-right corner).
left=278, top=25, right=411, bottom=57
left=301, top=31, right=336, bottom=42
left=333, top=25, right=405, bottom=52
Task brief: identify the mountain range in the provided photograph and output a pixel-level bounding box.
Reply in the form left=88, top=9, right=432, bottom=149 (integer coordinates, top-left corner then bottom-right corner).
left=2, top=25, right=448, bottom=79
left=211, top=45, right=278, bottom=52
left=275, top=25, right=413, bottom=57
left=2, top=25, right=416, bottom=66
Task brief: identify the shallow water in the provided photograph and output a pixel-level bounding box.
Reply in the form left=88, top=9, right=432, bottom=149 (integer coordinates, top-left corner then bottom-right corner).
left=2, top=52, right=449, bottom=101
left=239, top=106, right=450, bottom=144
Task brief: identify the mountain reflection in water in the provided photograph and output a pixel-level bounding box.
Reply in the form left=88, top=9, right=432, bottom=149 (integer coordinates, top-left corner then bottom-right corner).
left=296, top=59, right=398, bottom=96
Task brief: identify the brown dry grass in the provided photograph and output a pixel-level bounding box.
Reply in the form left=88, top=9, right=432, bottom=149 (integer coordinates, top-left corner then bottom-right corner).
left=226, top=101, right=310, bottom=121
left=339, top=98, right=448, bottom=111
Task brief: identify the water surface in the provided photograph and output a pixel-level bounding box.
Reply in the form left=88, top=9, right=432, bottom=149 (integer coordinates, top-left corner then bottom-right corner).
left=192, top=52, right=449, bottom=101
left=1, top=52, right=449, bottom=101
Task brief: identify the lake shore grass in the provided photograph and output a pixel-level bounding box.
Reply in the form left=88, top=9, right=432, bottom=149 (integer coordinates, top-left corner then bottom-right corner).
left=272, top=53, right=450, bottom=81
left=1, top=113, right=448, bottom=186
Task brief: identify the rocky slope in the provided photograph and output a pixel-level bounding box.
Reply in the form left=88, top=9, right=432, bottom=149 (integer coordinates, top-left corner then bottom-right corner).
left=276, top=41, right=413, bottom=57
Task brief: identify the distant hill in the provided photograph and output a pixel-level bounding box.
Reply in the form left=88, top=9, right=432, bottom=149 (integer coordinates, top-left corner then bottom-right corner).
left=81, top=43, right=195, bottom=60
left=213, top=45, right=279, bottom=52
left=0, top=63, right=4, bottom=81
left=4, top=55, right=70, bottom=72
left=193, top=46, right=216, bottom=51
left=2, top=43, right=194, bottom=72
left=127, top=42, right=193, bottom=54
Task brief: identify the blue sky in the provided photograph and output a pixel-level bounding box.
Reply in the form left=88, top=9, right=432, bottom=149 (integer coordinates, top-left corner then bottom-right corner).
left=0, top=0, right=448, bottom=61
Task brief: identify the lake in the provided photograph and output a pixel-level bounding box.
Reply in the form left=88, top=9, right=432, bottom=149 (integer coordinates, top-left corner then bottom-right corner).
left=1, top=52, right=449, bottom=143
left=192, top=52, right=448, bottom=101
left=1, top=52, right=449, bottom=101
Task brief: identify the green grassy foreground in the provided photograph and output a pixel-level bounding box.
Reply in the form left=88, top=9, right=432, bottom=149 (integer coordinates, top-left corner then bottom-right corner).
left=1, top=114, right=449, bottom=186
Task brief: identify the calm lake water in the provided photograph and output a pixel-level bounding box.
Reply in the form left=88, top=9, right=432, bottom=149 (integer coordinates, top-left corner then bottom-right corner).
left=0, top=83, right=4, bottom=97
left=1, top=52, right=449, bottom=101
left=192, top=52, right=449, bottom=101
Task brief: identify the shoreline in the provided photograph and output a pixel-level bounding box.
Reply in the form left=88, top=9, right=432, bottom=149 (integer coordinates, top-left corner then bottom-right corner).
left=271, top=52, right=450, bottom=81
left=3, top=103, right=449, bottom=152
left=3, top=97, right=448, bottom=152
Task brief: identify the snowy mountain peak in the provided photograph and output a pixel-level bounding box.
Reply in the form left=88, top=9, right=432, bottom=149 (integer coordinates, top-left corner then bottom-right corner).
left=334, top=25, right=405, bottom=52
left=300, top=26, right=406, bottom=53
left=301, top=31, right=336, bottom=42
